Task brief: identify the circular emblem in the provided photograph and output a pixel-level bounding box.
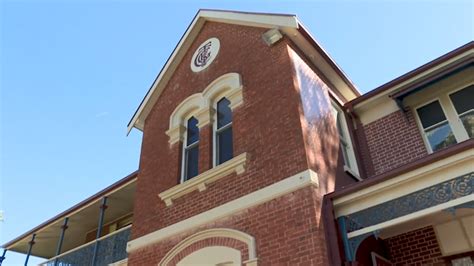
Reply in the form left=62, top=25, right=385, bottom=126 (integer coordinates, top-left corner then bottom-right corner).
left=191, top=37, right=220, bottom=72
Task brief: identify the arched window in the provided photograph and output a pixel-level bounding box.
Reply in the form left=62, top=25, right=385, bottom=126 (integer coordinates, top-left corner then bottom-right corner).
left=182, top=116, right=199, bottom=181
left=215, top=98, right=233, bottom=165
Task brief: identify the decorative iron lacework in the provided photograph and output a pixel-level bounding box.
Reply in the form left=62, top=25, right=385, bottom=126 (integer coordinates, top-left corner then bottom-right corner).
left=43, top=227, right=130, bottom=266
left=343, top=172, right=473, bottom=233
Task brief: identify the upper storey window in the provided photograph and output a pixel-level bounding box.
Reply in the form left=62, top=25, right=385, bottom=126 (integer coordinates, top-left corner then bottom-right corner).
left=182, top=116, right=199, bottom=181
left=449, top=85, right=473, bottom=138
left=215, top=98, right=233, bottom=165
left=415, top=85, right=473, bottom=153
left=160, top=73, right=247, bottom=206
left=416, top=101, right=456, bottom=152
left=331, top=103, right=359, bottom=177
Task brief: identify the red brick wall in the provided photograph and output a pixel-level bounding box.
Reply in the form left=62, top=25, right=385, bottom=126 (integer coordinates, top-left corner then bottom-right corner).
left=128, top=186, right=330, bottom=265
left=132, top=22, right=310, bottom=240
left=129, top=20, right=351, bottom=265
left=362, top=110, right=427, bottom=176
left=385, top=226, right=445, bottom=265
left=289, top=47, right=358, bottom=192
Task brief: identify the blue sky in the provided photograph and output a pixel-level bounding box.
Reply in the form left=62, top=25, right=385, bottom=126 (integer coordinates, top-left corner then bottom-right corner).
left=0, top=0, right=472, bottom=265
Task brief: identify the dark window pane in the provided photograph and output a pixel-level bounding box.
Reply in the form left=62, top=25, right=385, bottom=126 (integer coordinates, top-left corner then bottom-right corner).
left=217, top=98, right=232, bottom=128
left=426, top=122, right=457, bottom=152
left=187, top=117, right=199, bottom=145
left=217, top=127, right=233, bottom=164
left=185, top=146, right=199, bottom=180
left=417, top=101, right=446, bottom=128
left=450, top=85, right=474, bottom=114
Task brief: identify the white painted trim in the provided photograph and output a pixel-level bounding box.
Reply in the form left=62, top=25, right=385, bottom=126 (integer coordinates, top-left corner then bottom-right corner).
left=353, top=49, right=473, bottom=111
left=127, top=11, right=298, bottom=134
left=160, top=153, right=248, bottom=206
left=356, top=51, right=474, bottom=125
left=127, top=10, right=361, bottom=134
left=127, top=169, right=319, bottom=253
left=414, top=97, right=456, bottom=154
left=333, top=149, right=473, bottom=212
left=334, top=153, right=473, bottom=226
left=166, top=73, right=243, bottom=145
left=159, top=228, right=257, bottom=266
left=200, top=10, right=299, bottom=29
left=347, top=194, right=474, bottom=239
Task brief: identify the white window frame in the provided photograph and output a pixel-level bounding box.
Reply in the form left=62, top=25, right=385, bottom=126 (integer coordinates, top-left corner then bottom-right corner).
left=447, top=85, right=473, bottom=139
left=331, top=102, right=360, bottom=178
left=414, top=98, right=457, bottom=154
left=413, top=85, right=472, bottom=154
left=181, top=115, right=200, bottom=183
left=213, top=97, right=233, bottom=167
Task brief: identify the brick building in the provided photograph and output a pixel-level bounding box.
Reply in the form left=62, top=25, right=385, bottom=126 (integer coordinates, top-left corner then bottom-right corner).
left=2, top=10, right=473, bottom=266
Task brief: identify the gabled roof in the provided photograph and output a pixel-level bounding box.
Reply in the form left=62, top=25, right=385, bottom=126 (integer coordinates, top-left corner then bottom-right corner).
left=127, top=9, right=360, bottom=134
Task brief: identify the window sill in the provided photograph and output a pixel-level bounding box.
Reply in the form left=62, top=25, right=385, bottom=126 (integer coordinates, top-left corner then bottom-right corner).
left=159, top=153, right=248, bottom=206
left=344, top=166, right=362, bottom=181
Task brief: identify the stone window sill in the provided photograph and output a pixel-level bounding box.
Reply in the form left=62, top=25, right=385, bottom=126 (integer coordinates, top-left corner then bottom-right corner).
left=159, top=153, right=248, bottom=206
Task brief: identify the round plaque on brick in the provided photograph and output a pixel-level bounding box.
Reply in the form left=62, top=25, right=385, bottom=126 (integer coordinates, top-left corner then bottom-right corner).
left=190, top=37, right=220, bottom=72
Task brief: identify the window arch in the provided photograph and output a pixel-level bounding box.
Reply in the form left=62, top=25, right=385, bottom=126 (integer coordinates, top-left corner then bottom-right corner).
left=166, top=73, right=242, bottom=145
left=215, top=97, right=233, bottom=165
left=182, top=116, right=200, bottom=182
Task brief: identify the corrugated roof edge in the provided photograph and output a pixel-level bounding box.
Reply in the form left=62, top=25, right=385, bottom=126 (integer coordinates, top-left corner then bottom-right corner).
left=348, top=41, right=474, bottom=107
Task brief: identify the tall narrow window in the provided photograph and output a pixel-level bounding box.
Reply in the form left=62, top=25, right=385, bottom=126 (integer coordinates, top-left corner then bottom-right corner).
left=416, top=100, right=457, bottom=152
left=449, top=85, right=474, bottom=138
left=215, top=98, right=233, bottom=165
left=183, top=117, right=199, bottom=181
left=331, top=103, right=359, bottom=177
left=335, top=112, right=351, bottom=168
left=331, top=105, right=351, bottom=168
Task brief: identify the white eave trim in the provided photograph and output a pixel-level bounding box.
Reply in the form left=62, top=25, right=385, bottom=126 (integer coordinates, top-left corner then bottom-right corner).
left=333, top=148, right=474, bottom=217
left=127, top=10, right=299, bottom=134
left=353, top=48, right=474, bottom=112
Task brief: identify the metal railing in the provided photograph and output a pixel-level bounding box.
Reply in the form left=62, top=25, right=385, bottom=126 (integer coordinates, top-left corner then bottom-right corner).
left=40, top=225, right=131, bottom=266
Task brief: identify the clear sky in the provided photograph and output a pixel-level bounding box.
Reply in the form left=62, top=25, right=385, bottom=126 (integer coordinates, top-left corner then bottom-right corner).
left=0, top=0, right=472, bottom=265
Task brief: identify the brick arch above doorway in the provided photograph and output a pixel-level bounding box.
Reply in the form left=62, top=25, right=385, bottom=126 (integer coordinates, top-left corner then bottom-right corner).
left=159, top=228, right=258, bottom=266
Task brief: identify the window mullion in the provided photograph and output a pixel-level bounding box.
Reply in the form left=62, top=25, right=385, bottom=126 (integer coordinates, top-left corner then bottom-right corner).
left=440, top=94, right=468, bottom=141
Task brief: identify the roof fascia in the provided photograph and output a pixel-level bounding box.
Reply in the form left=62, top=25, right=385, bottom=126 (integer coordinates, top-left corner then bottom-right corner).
left=286, top=22, right=360, bottom=101
left=127, top=10, right=299, bottom=134
left=349, top=42, right=474, bottom=112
